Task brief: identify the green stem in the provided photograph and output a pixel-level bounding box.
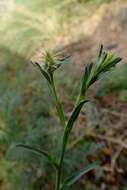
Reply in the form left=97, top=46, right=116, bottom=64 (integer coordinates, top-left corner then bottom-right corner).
left=50, top=75, right=85, bottom=190
left=75, top=93, right=83, bottom=107
left=50, top=75, right=66, bottom=128
left=55, top=169, right=60, bottom=190
left=48, top=74, right=66, bottom=189
left=55, top=96, right=86, bottom=190
left=55, top=127, right=69, bottom=190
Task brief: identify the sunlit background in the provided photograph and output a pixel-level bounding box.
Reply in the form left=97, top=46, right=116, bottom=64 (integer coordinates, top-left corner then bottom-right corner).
left=0, top=0, right=127, bottom=189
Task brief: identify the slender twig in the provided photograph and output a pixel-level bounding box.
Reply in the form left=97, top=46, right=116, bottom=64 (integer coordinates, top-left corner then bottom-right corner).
left=111, top=147, right=123, bottom=173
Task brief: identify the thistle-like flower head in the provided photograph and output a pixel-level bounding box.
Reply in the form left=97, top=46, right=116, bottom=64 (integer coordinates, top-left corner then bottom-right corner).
left=42, top=52, right=72, bottom=73
left=32, top=51, right=72, bottom=84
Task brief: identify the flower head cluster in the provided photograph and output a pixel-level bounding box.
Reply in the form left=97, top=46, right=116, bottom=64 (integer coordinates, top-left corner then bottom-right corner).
left=32, top=52, right=72, bottom=84
left=80, top=44, right=122, bottom=97
left=41, top=52, right=72, bottom=73
left=42, top=52, right=59, bottom=73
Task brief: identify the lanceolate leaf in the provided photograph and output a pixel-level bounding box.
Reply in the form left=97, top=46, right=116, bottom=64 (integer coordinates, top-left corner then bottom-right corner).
left=104, top=57, right=122, bottom=70
left=81, top=63, right=93, bottom=95
left=60, top=100, right=89, bottom=168
left=57, top=55, right=73, bottom=68
left=101, top=52, right=108, bottom=65
left=60, top=164, right=96, bottom=190
left=98, top=44, right=103, bottom=60
left=32, top=61, right=51, bottom=83
left=67, top=100, right=88, bottom=130
left=64, top=100, right=89, bottom=141
left=16, top=144, right=59, bottom=169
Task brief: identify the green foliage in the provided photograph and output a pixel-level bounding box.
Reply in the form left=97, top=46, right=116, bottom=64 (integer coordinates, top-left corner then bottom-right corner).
left=16, top=144, right=59, bottom=169
left=0, top=42, right=122, bottom=190
left=19, top=44, right=121, bottom=190
left=0, top=1, right=122, bottom=189
left=78, top=44, right=122, bottom=101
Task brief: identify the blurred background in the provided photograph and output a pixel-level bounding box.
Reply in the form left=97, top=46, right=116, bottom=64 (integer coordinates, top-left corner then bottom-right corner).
left=0, top=0, right=127, bottom=189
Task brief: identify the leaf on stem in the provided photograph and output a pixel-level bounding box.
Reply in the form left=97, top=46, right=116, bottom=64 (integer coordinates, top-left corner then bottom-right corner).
left=81, top=62, right=93, bottom=96
left=65, top=100, right=89, bottom=137
left=15, top=144, right=59, bottom=169
left=60, top=164, right=96, bottom=190
left=57, top=55, right=73, bottom=68
left=31, top=61, right=51, bottom=83
left=98, top=44, right=103, bottom=60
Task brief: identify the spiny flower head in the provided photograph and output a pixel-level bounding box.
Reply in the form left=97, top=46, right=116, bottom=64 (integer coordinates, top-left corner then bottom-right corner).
left=32, top=51, right=72, bottom=83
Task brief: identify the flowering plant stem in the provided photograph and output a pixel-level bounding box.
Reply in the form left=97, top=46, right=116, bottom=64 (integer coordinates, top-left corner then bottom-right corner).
left=50, top=77, right=65, bottom=189
left=50, top=74, right=66, bottom=128
left=54, top=88, right=84, bottom=190
left=16, top=45, right=122, bottom=190
left=50, top=75, right=68, bottom=190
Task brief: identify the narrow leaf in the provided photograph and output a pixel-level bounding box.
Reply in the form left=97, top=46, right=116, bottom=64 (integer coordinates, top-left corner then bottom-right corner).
left=101, top=52, right=108, bottom=65
left=32, top=61, right=51, bottom=83
left=57, top=55, right=73, bottom=68
left=15, top=144, right=58, bottom=169
left=60, top=164, right=96, bottom=190
left=103, top=57, right=122, bottom=71
left=81, top=63, right=93, bottom=95
left=108, top=57, right=122, bottom=67
left=98, top=44, right=103, bottom=59
left=58, top=55, right=73, bottom=63
left=61, top=100, right=89, bottom=159
left=66, top=100, right=89, bottom=135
